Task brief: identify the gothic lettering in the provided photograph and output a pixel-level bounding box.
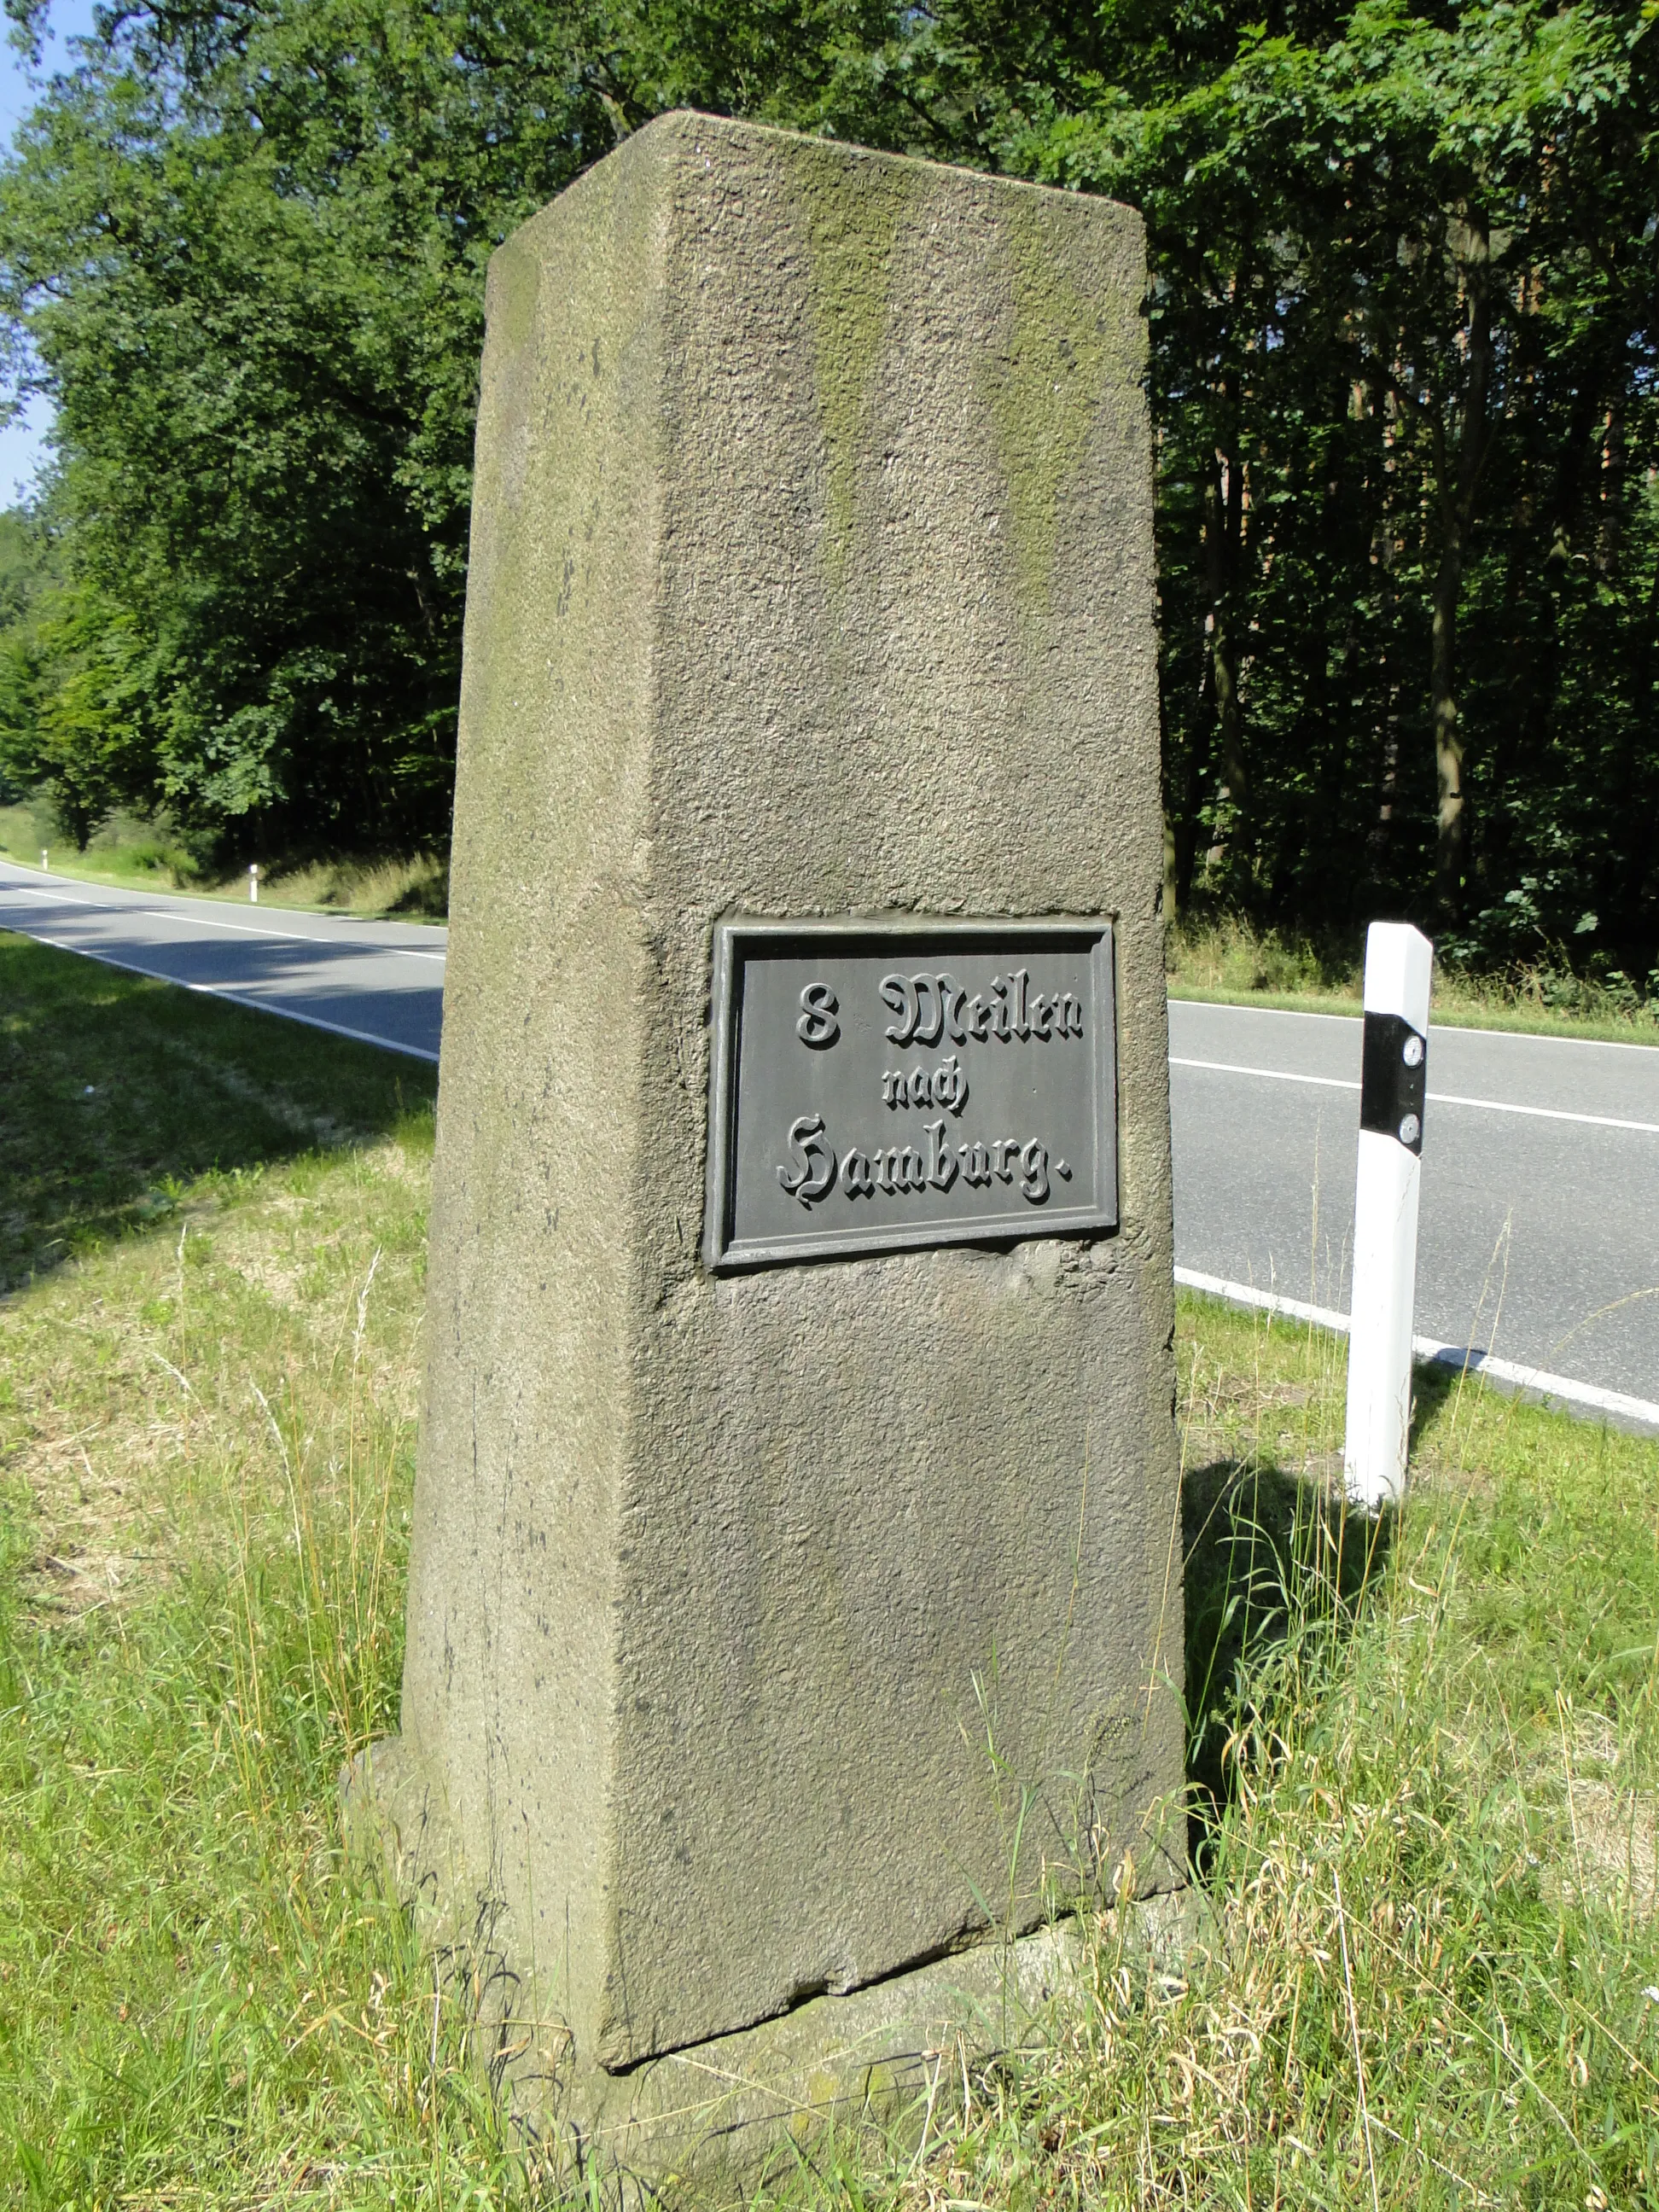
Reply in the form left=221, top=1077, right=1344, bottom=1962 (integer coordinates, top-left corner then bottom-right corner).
left=879, top=972, right=917, bottom=1043
left=924, top=1120, right=958, bottom=1191
left=796, top=981, right=840, bottom=1048
left=777, top=1115, right=837, bottom=1204
left=709, top=922, right=1114, bottom=1265
left=933, top=1055, right=967, bottom=1113
left=911, top=974, right=945, bottom=1047
left=875, top=1144, right=928, bottom=1195
left=841, top=1147, right=875, bottom=1196
left=882, top=1055, right=968, bottom=1114
left=789, top=1119, right=1057, bottom=1208
left=876, top=967, right=1079, bottom=1048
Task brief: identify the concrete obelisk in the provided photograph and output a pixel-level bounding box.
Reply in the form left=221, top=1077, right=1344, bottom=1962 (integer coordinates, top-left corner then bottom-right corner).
left=348, top=109, right=1185, bottom=2170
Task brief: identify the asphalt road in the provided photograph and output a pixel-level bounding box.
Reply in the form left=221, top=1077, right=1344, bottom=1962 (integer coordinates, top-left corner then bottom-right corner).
left=1171, top=998, right=1659, bottom=1407
left=4, top=860, right=1655, bottom=1407
left=0, top=860, right=445, bottom=1060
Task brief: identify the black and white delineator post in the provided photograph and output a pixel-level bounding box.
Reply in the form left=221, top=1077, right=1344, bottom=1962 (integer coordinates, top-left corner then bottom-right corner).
left=1343, top=922, right=1433, bottom=1510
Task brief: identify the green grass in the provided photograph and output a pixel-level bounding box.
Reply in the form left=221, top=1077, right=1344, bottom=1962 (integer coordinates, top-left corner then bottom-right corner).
left=1169, top=911, right=1659, bottom=1046
left=2, top=928, right=1657, bottom=2206
left=0, top=802, right=448, bottom=923
left=0, top=934, right=437, bottom=1295
left=0, top=934, right=516, bottom=2204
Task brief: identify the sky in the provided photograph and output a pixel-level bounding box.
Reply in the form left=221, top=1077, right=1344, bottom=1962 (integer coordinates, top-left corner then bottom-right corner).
left=0, top=0, right=99, bottom=505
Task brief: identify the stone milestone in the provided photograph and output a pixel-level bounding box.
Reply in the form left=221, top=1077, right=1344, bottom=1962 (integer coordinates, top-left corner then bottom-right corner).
left=346, top=108, right=1185, bottom=2170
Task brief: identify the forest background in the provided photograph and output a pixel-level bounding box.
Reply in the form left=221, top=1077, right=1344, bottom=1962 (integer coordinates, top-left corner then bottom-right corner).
left=0, top=0, right=1653, bottom=984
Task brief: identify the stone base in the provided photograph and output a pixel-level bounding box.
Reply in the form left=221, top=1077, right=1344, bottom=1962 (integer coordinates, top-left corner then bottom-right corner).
left=341, top=1735, right=1193, bottom=2183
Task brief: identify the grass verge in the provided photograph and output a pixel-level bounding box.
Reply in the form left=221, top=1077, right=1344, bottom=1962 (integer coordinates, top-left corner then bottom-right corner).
left=2, top=929, right=1656, bottom=2205
left=1169, top=911, right=1659, bottom=1046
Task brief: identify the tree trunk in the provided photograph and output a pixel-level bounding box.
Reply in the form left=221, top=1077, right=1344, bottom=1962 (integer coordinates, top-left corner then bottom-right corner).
left=1174, top=653, right=1210, bottom=913
left=1213, top=602, right=1247, bottom=819
left=1202, top=393, right=1248, bottom=876
left=1367, top=393, right=1404, bottom=887
left=1430, top=528, right=1465, bottom=917
left=1162, top=810, right=1180, bottom=926
left=1614, top=540, right=1659, bottom=975
left=1424, top=212, right=1495, bottom=923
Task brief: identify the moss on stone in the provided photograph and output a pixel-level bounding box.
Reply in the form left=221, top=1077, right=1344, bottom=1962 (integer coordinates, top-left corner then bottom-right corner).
left=489, top=236, right=539, bottom=358
left=800, top=153, right=913, bottom=591
left=982, top=195, right=1128, bottom=614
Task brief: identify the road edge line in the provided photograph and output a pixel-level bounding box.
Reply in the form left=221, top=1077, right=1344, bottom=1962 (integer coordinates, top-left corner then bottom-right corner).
left=3, top=874, right=447, bottom=954
left=0, top=927, right=440, bottom=1063
left=1173, top=1266, right=1659, bottom=1440
left=1172, top=1267, right=1350, bottom=1335
left=1171, top=995, right=1659, bottom=1054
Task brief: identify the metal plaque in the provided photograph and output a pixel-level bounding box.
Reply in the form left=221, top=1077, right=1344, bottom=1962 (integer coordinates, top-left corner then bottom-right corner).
left=703, top=917, right=1118, bottom=1271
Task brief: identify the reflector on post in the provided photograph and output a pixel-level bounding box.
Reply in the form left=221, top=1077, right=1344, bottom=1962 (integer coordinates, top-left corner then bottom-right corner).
left=1343, top=922, right=1433, bottom=1509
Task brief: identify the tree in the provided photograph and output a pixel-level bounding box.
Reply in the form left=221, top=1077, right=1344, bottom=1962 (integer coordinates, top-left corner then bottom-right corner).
left=0, top=0, right=1652, bottom=987
left=894, top=0, right=1656, bottom=957
left=0, top=0, right=617, bottom=846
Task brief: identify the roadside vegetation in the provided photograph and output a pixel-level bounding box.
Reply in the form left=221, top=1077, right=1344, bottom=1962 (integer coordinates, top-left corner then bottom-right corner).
left=0, top=3, right=1654, bottom=987
left=9, top=797, right=1656, bottom=1043
left=3, top=930, right=1656, bottom=2205
left=1168, top=911, right=1659, bottom=1045
left=0, top=801, right=448, bottom=922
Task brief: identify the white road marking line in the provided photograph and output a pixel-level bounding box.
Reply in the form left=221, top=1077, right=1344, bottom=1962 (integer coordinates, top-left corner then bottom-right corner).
left=0, top=925, right=439, bottom=1062
left=1171, top=1055, right=1358, bottom=1092
left=1173, top=995, right=1659, bottom=1055
left=3, top=883, right=106, bottom=905
left=178, top=987, right=440, bottom=1061
left=1173, top=1268, right=1350, bottom=1332
left=1170, top=1000, right=1361, bottom=1025
left=1170, top=1057, right=1659, bottom=1135
left=1, top=882, right=445, bottom=959
left=1427, top=1091, right=1659, bottom=1135
left=137, top=908, right=448, bottom=960
left=1410, top=1338, right=1659, bottom=1435
left=1174, top=1267, right=1659, bottom=1436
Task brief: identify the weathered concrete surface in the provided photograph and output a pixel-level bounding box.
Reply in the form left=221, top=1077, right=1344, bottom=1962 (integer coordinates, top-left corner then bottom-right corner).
left=355, top=108, right=1182, bottom=2148
left=346, top=1725, right=1193, bottom=2176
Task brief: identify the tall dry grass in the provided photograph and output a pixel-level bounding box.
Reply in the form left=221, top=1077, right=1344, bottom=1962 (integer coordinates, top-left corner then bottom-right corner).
left=3, top=935, right=1656, bottom=2205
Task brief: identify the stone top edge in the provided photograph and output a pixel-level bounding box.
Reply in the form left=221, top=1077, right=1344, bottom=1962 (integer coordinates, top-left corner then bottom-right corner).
left=494, top=105, right=1143, bottom=264
left=643, top=108, right=1138, bottom=216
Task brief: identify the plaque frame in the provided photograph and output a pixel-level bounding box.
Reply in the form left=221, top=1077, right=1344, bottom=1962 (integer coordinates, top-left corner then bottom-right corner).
left=702, top=915, right=1119, bottom=1272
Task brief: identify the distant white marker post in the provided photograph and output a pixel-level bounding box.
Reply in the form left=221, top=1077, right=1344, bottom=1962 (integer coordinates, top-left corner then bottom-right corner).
left=1343, top=921, right=1434, bottom=1510
left=40, top=848, right=48, bottom=870
left=249, top=863, right=259, bottom=905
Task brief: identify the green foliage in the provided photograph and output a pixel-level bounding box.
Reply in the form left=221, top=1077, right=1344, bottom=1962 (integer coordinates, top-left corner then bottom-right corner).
left=0, top=507, right=55, bottom=803
left=868, top=0, right=1659, bottom=974
left=1167, top=907, right=1659, bottom=1037
left=0, top=521, right=149, bottom=846
left=0, top=0, right=1653, bottom=970
left=0, top=0, right=905, bottom=852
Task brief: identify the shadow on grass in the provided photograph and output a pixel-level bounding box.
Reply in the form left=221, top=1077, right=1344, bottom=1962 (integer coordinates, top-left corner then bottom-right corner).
left=1409, top=1357, right=1461, bottom=1450
left=1183, top=1456, right=1394, bottom=1868
left=0, top=931, right=436, bottom=1292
